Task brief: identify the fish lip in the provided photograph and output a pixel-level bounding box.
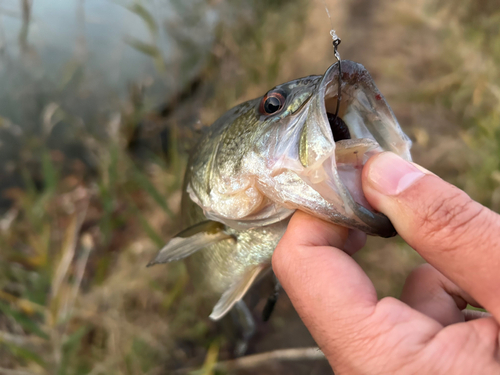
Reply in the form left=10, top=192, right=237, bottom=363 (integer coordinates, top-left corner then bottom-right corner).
left=313, top=61, right=411, bottom=237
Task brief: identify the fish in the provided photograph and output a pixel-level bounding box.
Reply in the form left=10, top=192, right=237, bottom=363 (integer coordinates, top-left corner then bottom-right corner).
left=148, top=60, right=412, bottom=322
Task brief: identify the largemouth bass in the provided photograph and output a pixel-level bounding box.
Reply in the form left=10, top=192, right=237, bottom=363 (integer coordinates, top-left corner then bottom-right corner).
left=149, top=60, right=412, bottom=321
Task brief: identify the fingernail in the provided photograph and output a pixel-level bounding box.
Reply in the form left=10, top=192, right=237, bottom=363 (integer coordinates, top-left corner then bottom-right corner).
left=367, top=152, right=426, bottom=196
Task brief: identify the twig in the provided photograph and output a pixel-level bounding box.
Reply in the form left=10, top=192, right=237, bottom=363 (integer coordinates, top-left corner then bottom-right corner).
left=18, top=0, right=32, bottom=51
left=0, top=331, right=28, bottom=346
left=0, top=208, right=18, bottom=232
left=51, top=200, right=89, bottom=301
left=0, top=330, right=45, bottom=347
left=174, top=347, right=325, bottom=374
left=60, top=233, right=93, bottom=326
left=49, top=197, right=89, bottom=368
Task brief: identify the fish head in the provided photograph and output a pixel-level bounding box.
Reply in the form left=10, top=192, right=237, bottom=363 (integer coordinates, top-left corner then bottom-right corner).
left=187, top=60, right=412, bottom=237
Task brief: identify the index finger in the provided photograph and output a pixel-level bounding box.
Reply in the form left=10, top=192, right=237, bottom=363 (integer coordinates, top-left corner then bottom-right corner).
left=272, top=211, right=378, bottom=358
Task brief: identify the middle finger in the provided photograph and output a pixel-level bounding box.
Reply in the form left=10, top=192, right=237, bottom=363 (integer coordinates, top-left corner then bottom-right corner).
left=400, top=263, right=487, bottom=326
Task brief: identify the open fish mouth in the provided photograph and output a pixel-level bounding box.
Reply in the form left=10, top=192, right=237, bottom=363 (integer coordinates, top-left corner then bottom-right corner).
left=321, top=61, right=411, bottom=160
left=181, top=60, right=411, bottom=238
left=299, top=61, right=412, bottom=237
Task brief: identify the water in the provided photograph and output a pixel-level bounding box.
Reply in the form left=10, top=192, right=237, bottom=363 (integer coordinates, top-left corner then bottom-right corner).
left=0, top=0, right=219, bottom=126
left=0, top=0, right=219, bottom=209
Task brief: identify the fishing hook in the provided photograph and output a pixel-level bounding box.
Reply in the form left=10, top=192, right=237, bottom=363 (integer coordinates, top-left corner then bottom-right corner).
left=330, top=30, right=342, bottom=121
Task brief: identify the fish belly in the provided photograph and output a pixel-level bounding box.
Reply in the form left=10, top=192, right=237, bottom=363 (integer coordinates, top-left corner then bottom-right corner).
left=183, top=198, right=288, bottom=297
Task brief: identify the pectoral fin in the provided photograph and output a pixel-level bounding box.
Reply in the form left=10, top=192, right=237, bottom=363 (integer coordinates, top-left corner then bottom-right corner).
left=209, top=264, right=268, bottom=321
left=147, top=221, right=233, bottom=266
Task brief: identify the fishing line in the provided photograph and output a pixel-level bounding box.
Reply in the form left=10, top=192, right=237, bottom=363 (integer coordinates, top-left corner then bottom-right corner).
left=321, top=0, right=343, bottom=122
left=321, top=0, right=335, bottom=29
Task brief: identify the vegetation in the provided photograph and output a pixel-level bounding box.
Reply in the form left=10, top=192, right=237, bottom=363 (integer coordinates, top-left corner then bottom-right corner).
left=426, top=0, right=500, bottom=209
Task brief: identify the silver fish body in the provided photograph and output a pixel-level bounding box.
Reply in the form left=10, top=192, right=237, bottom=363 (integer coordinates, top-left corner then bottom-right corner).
left=150, top=60, right=412, bottom=319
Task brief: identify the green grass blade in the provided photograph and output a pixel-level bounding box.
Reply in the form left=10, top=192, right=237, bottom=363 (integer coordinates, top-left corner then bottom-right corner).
left=127, top=3, right=158, bottom=38
left=132, top=167, right=175, bottom=219
left=3, top=342, right=46, bottom=367
left=125, top=194, right=165, bottom=248
left=42, top=149, right=58, bottom=194
left=125, top=37, right=161, bottom=58
left=0, top=301, right=49, bottom=340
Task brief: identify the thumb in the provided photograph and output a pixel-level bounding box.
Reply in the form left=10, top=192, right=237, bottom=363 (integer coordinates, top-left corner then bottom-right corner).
left=363, top=152, right=500, bottom=321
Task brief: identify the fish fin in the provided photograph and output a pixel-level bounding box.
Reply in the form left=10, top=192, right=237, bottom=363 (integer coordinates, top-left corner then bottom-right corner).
left=206, top=205, right=294, bottom=230
left=209, top=264, right=268, bottom=321
left=147, top=221, right=233, bottom=266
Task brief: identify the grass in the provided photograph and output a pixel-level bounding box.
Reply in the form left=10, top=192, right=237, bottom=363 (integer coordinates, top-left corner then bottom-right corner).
left=395, top=0, right=500, bottom=208
left=432, top=1, right=500, bottom=210
left=0, top=138, right=186, bottom=373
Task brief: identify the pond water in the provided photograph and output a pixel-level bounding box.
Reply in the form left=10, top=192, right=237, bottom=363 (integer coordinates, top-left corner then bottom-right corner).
left=0, top=0, right=223, bottom=210
left=0, top=0, right=218, bottom=124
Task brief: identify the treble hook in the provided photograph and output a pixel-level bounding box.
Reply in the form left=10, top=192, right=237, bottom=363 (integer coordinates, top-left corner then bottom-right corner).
left=330, top=30, right=342, bottom=121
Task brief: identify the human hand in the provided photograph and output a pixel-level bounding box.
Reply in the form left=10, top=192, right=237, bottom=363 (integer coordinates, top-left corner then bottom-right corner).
left=272, top=152, right=500, bottom=374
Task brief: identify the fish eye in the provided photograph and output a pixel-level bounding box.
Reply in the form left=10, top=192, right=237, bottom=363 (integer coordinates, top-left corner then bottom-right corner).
left=259, top=90, right=286, bottom=115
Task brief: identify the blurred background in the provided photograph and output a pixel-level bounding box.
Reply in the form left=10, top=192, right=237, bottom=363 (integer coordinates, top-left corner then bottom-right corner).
left=0, top=0, right=498, bottom=373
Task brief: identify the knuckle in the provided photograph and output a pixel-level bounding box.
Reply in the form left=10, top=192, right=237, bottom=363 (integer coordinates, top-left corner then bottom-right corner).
left=322, top=316, right=381, bottom=370
left=415, top=187, right=486, bottom=250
